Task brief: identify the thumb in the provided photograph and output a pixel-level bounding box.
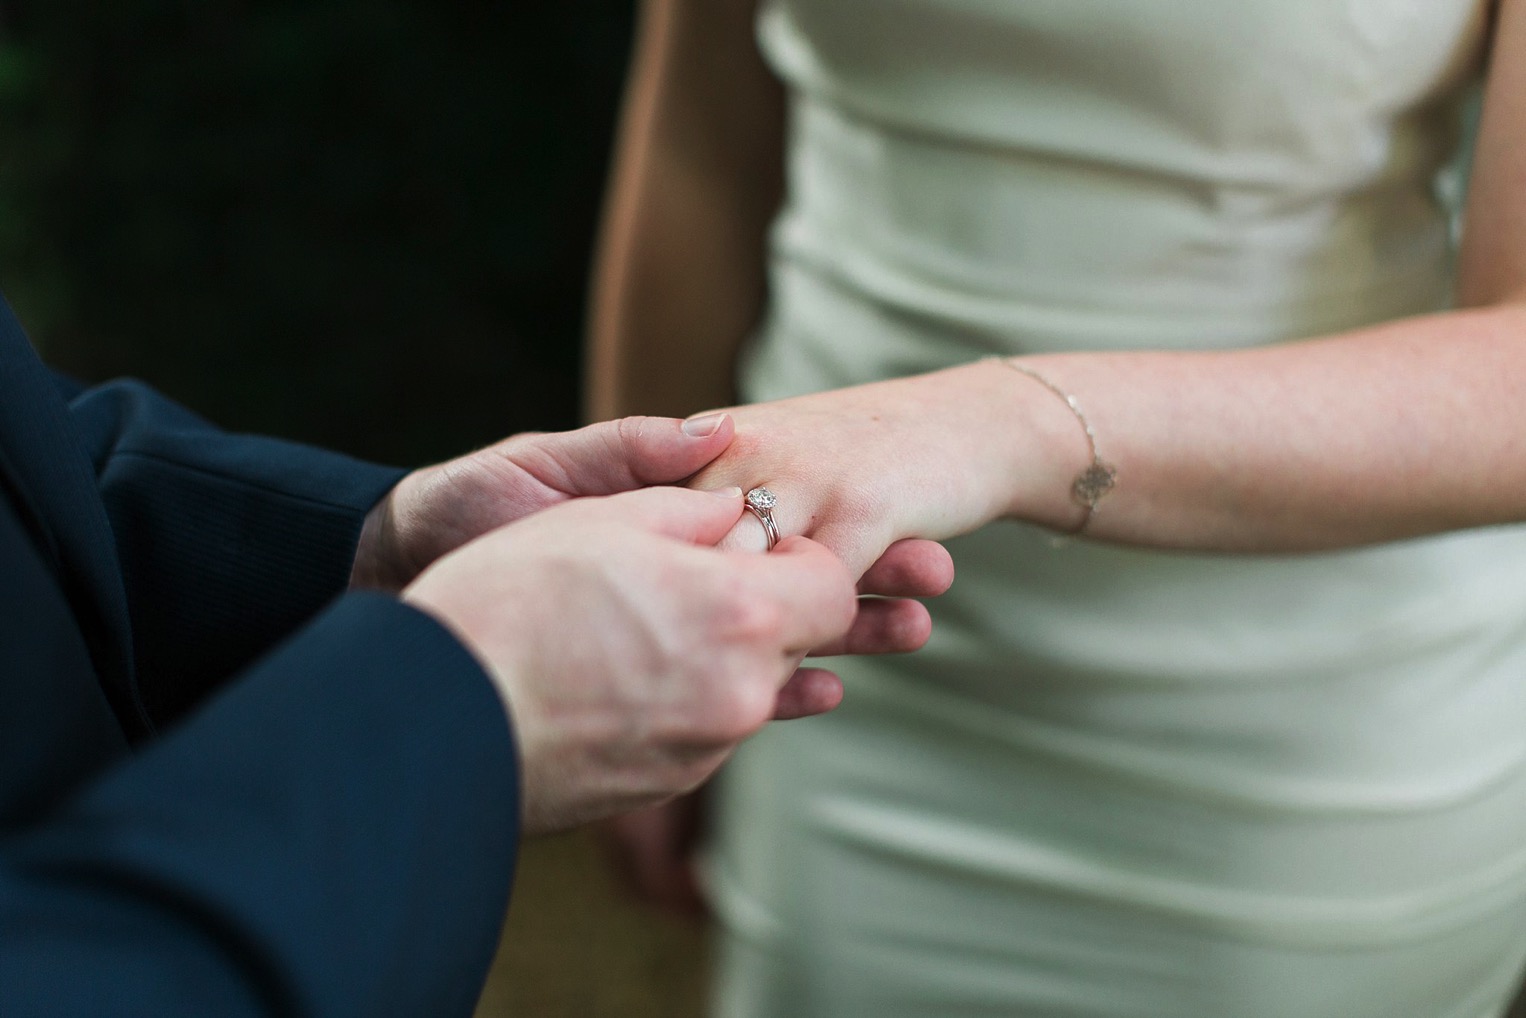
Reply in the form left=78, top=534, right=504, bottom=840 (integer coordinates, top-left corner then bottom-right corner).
left=502, top=414, right=736, bottom=495
left=587, top=485, right=747, bottom=547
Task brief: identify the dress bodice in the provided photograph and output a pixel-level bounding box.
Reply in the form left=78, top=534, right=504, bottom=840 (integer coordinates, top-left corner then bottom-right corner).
left=755, top=0, right=1489, bottom=354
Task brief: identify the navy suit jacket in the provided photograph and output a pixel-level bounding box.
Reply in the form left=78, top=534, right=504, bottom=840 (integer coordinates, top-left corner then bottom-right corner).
left=0, top=298, right=519, bottom=1016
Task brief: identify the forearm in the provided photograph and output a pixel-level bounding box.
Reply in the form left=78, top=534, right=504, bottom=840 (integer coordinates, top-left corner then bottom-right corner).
left=998, top=0, right=1526, bottom=551
left=70, top=380, right=404, bottom=722
left=585, top=0, right=783, bottom=421
left=0, top=595, right=516, bottom=1017
left=999, top=302, right=1526, bottom=552
left=677, top=0, right=1526, bottom=564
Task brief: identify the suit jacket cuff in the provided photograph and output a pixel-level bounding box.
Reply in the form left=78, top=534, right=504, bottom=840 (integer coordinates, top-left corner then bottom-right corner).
left=4, top=592, right=519, bottom=1017
left=70, top=379, right=407, bottom=723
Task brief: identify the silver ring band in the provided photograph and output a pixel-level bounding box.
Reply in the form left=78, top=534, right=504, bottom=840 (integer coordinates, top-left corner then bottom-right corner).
left=743, top=487, right=780, bottom=551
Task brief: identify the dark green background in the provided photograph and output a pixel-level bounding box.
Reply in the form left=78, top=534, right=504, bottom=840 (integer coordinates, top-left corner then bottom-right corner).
left=0, top=1, right=634, bottom=465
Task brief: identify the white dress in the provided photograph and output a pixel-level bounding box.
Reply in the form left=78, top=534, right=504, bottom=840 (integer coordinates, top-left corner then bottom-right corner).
left=707, top=1, right=1526, bottom=1015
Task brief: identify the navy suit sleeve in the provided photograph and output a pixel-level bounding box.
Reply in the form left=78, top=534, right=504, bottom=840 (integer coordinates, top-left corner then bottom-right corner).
left=65, top=379, right=408, bottom=724
left=0, top=593, right=519, bottom=1018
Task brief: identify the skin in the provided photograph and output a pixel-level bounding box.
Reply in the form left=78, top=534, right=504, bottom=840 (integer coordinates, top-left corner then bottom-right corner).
left=586, top=0, right=1526, bottom=909
left=403, top=487, right=856, bottom=834
left=585, top=0, right=785, bottom=424
left=348, top=415, right=953, bottom=834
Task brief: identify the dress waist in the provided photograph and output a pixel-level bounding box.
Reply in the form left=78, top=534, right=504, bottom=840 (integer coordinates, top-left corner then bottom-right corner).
left=768, top=92, right=1461, bottom=360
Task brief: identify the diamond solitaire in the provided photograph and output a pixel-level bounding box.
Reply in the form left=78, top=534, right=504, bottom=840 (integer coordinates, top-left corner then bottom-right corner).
left=743, top=487, right=781, bottom=550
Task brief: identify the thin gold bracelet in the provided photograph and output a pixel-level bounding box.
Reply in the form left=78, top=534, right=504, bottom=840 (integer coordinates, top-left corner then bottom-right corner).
left=987, top=357, right=1117, bottom=534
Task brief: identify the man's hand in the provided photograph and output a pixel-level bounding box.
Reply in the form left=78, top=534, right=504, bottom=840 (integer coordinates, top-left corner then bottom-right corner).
left=352, top=414, right=956, bottom=663
left=598, top=532, right=957, bottom=916
left=402, top=486, right=870, bottom=834
left=351, top=414, right=737, bottom=591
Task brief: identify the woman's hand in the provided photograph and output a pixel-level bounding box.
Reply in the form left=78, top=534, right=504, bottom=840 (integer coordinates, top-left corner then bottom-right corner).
left=686, top=361, right=1081, bottom=576
left=600, top=527, right=956, bottom=916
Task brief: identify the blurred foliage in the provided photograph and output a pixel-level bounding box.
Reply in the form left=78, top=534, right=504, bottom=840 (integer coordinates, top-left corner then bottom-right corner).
left=0, top=1, right=634, bottom=463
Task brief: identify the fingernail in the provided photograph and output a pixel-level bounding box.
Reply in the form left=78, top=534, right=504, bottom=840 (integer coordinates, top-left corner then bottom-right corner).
left=710, top=485, right=743, bottom=498
left=682, top=413, right=727, bottom=438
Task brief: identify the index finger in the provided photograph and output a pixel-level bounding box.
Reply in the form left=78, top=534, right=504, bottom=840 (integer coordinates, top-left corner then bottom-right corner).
left=535, top=485, right=747, bottom=546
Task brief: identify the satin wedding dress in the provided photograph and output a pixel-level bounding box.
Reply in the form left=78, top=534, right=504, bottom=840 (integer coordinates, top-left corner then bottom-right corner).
left=706, top=1, right=1526, bottom=1015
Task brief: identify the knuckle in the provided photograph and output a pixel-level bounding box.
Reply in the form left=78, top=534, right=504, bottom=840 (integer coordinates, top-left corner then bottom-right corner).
left=714, top=679, right=776, bottom=740
left=614, top=415, right=652, bottom=447
left=792, top=551, right=857, bottom=627
left=718, top=590, right=786, bottom=645
left=835, top=487, right=883, bottom=531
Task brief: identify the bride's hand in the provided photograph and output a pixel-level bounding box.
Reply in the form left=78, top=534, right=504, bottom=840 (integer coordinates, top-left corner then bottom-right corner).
left=688, top=361, right=1067, bottom=576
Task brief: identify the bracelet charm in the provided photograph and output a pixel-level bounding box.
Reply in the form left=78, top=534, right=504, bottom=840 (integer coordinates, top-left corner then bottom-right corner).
left=988, top=358, right=1117, bottom=534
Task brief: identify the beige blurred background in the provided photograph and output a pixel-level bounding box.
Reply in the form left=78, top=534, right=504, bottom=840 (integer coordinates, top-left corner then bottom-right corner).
left=475, top=832, right=707, bottom=1018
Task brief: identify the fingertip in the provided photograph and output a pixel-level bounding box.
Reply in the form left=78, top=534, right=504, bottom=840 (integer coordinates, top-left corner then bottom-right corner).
left=681, top=411, right=734, bottom=442
left=858, top=539, right=956, bottom=598
left=927, top=544, right=956, bottom=596
left=772, top=667, right=845, bottom=720
left=892, top=599, right=935, bottom=651
left=867, top=597, right=935, bottom=654
left=809, top=597, right=933, bottom=657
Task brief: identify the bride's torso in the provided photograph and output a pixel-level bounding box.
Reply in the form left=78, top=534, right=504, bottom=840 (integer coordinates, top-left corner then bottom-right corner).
left=748, top=0, right=1488, bottom=377
left=720, top=0, right=1526, bottom=982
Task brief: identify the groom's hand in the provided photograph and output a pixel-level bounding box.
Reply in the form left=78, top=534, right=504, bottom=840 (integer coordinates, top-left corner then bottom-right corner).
left=350, top=413, right=738, bottom=591
left=403, top=486, right=860, bottom=833
left=353, top=413, right=955, bottom=665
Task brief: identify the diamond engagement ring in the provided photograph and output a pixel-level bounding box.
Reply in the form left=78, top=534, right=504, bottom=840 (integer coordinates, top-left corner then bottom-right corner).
left=743, top=487, right=781, bottom=550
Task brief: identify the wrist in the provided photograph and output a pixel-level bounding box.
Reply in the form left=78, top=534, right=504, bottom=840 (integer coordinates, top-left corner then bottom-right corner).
left=962, top=357, right=1104, bottom=532
left=399, top=563, right=527, bottom=723
left=985, top=357, right=1117, bottom=534
left=349, top=477, right=415, bottom=591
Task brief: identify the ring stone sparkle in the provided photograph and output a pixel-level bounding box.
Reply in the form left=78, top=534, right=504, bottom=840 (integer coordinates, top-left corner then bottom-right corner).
left=743, top=487, right=781, bottom=550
